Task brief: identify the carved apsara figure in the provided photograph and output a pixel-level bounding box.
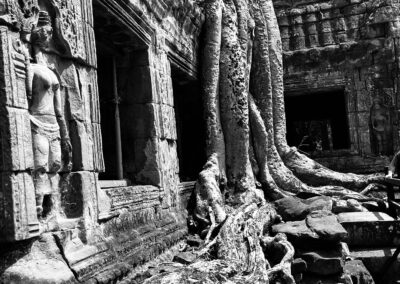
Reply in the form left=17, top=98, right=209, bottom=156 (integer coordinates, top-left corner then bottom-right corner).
left=370, top=96, right=392, bottom=156
left=28, top=11, right=71, bottom=216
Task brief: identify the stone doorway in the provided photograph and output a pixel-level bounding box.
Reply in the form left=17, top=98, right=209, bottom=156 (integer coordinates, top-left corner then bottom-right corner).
left=172, top=67, right=206, bottom=182
left=285, top=90, right=351, bottom=155
left=93, top=0, right=148, bottom=184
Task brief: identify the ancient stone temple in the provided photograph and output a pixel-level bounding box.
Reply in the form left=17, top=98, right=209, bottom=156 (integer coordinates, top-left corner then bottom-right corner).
left=0, top=0, right=203, bottom=282
left=274, top=0, right=400, bottom=173
left=0, top=0, right=400, bottom=283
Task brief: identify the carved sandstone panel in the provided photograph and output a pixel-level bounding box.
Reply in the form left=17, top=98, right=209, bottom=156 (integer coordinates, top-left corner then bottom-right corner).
left=54, top=0, right=86, bottom=60
left=0, top=107, right=34, bottom=171
left=0, top=171, right=39, bottom=241
left=0, top=27, right=29, bottom=109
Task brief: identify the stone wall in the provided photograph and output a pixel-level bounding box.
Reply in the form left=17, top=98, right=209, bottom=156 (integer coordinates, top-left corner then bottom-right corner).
left=0, top=0, right=202, bottom=282
left=274, top=0, right=400, bottom=172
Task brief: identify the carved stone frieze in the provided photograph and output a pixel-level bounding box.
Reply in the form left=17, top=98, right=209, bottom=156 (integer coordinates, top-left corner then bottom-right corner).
left=52, top=0, right=86, bottom=59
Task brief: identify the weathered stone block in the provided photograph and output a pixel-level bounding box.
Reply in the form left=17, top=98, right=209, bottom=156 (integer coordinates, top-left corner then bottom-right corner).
left=0, top=171, right=39, bottom=241
left=92, top=123, right=105, bottom=172
left=70, top=120, right=95, bottom=171
left=61, top=172, right=98, bottom=230
left=0, top=27, right=29, bottom=110
left=298, top=249, right=344, bottom=276
left=100, top=185, right=160, bottom=217
left=157, top=64, right=174, bottom=107
left=159, top=104, right=177, bottom=140
left=338, top=212, right=400, bottom=247
left=272, top=220, right=320, bottom=246
left=135, top=169, right=162, bottom=187
left=89, top=71, right=101, bottom=124
left=306, top=210, right=348, bottom=242
left=343, top=3, right=367, bottom=15
left=173, top=251, right=197, bottom=264
left=1, top=234, right=76, bottom=283
left=65, top=86, right=84, bottom=121
left=0, top=106, right=34, bottom=171
left=76, top=66, right=94, bottom=123
left=342, top=259, right=374, bottom=284
left=159, top=139, right=179, bottom=173
left=347, top=15, right=362, bottom=30
left=160, top=169, right=180, bottom=208
left=274, top=196, right=332, bottom=221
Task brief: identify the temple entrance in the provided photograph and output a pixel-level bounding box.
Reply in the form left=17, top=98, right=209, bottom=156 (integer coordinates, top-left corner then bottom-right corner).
left=93, top=1, right=148, bottom=183
left=96, top=54, right=122, bottom=180
left=94, top=8, right=125, bottom=181
left=172, top=68, right=206, bottom=182
left=285, top=90, right=350, bottom=154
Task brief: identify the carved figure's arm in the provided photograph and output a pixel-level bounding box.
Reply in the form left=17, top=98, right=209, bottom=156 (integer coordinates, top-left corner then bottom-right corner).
left=54, top=84, right=72, bottom=170
left=54, top=85, right=69, bottom=141
left=24, top=48, right=33, bottom=101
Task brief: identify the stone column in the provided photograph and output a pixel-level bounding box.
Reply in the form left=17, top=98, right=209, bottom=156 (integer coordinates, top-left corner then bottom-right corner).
left=304, top=5, right=320, bottom=48
left=290, top=9, right=306, bottom=50
left=319, top=3, right=335, bottom=46
left=0, top=27, right=39, bottom=241
left=277, top=11, right=290, bottom=51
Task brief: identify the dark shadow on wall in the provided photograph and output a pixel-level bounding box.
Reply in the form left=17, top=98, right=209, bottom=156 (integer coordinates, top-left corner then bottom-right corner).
left=285, top=90, right=350, bottom=153
left=172, top=68, right=206, bottom=182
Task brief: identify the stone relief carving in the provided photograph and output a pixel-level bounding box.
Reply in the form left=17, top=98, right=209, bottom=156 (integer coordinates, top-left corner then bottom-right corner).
left=51, top=0, right=86, bottom=59
left=0, top=0, right=38, bottom=32
left=27, top=11, right=72, bottom=217
left=369, top=90, right=393, bottom=156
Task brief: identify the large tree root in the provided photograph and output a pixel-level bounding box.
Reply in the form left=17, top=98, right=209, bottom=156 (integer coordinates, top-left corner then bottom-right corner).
left=262, top=234, right=295, bottom=283
left=144, top=203, right=296, bottom=284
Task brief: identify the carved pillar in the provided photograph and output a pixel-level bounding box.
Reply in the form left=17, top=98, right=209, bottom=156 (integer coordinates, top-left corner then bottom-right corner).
left=277, top=11, right=290, bottom=51
left=334, top=13, right=348, bottom=43
left=290, top=9, right=305, bottom=50
left=0, top=27, right=39, bottom=241
left=319, top=4, right=335, bottom=46
left=304, top=5, right=320, bottom=48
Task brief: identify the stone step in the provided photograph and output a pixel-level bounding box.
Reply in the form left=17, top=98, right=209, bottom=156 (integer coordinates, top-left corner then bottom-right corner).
left=350, top=247, right=400, bottom=283
left=299, top=259, right=374, bottom=284
left=296, top=247, right=344, bottom=276
left=337, top=212, right=400, bottom=247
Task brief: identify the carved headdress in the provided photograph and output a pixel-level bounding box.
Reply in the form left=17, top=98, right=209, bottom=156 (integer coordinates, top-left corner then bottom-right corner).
left=31, top=11, right=53, bottom=47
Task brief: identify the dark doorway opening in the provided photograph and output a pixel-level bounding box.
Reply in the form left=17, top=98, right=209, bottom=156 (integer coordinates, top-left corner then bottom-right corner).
left=285, top=90, right=350, bottom=154
left=94, top=1, right=146, bottom=181
left=172, top=68, right=206, bottom=181
left=96, top=54, right=119, bottom=180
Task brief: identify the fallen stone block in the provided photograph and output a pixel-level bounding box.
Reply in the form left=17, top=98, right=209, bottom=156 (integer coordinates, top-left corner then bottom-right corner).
left=274, top=196, right=332, bottom=221
left=306, top=210, right=348, bottom=242
left=332, top=199, right=366, bottom=214
left=272, top=220, right=320, bottom=247
left=173, top=251, right=197, bottom=265
left=291, top=258, right=307, bottom=274
left=341, top=259, right=374, bottom=284
left=338, top=212, right=400, bottom=247
left=298, top=249, right=344, bottom=276
left=350, top=247, right=400, bottom=283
